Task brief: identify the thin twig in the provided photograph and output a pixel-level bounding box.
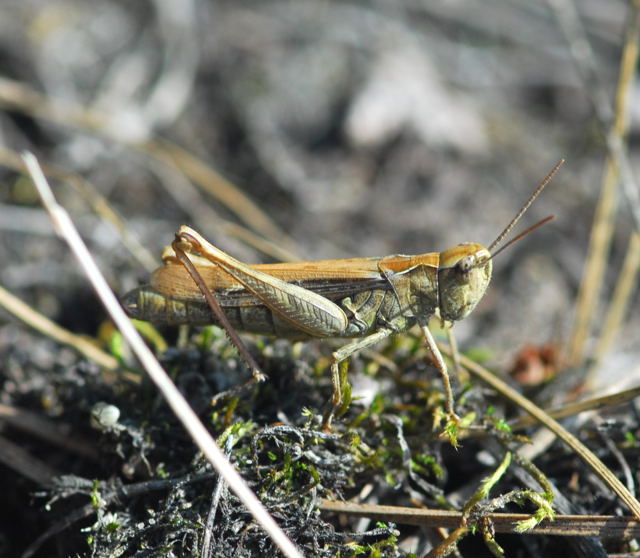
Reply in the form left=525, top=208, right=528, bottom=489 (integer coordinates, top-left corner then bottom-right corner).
left=22, top=152, right=303, bottom=558
left=591, top=232, right=640, bottom=368
left=508, top=384, right=640, bottom=430
left=0, top=284, right=120, bottom=371
left=202, top=435, right=235, bottom=558
left=319, top=500, right=640, bottom=538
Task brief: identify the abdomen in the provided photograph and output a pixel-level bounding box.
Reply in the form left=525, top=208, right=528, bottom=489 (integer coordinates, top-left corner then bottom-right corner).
left=123, top=286, right=312, bottom=337
left=122, top=285, right=413, bottom=338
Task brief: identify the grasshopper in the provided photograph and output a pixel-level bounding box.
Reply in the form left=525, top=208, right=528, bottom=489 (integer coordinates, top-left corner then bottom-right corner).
left=123, top=161, right=563, bottom=429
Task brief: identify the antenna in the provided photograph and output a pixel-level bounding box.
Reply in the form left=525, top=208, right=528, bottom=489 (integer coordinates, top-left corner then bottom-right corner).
left=488, top=159, right=564, bottom=254
left=489, top=215, right=555, bottom=260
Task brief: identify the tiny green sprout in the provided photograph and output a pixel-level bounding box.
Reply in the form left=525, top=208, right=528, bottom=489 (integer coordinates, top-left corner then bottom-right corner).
left=444, top=419, right=460, bottom=447
left=368, top=529, right=399, bottom=557
left=514, top=491, right=555, bottom=532
left=384, top=471, right=397, bottom=486
left=411, top=455, right=444, bottom=479
left=336, top=359, right=353, bottom=418
left=468, top=452, right=512, bottom=509
left=217, top=420, right=252, bottom=447
left=108, top=330, right=126, bottom=362
left=444, top=411, right=475, bottom=447
left=310, top=464, right=321, bottom=483
left=341, top=431, right=361, bottom=448
left=196, top=325, right=217, bottom=349
left=301, top=407, right=316, bottom=429
left=156, top=463, right=169, bottom=479
left=90, top=481, right=102, bottom=509
left=223, top=396, right=240, bottom=424
left=345, top=541, right=364, bottom=554
left=494, top=417, right=512, bottom=432
left=267, top=451, right=277, bottom=461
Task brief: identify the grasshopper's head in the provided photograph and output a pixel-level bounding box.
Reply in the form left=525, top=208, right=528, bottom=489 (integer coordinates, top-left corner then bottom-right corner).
left=435, top=160, right=564, bottom=323
left=438, top=243, right=492, bottom=322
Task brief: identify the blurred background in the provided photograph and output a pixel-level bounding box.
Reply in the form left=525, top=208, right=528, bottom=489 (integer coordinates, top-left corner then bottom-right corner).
left=0, top=0, right=639, bottom=552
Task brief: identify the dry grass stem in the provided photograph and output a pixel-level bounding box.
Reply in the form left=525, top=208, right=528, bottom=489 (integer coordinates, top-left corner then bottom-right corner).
left=22, top=152, right=303, bottom=558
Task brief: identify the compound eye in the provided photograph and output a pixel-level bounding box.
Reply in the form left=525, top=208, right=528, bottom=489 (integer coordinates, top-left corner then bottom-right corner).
left=456, top=255, right=474, bottom=275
